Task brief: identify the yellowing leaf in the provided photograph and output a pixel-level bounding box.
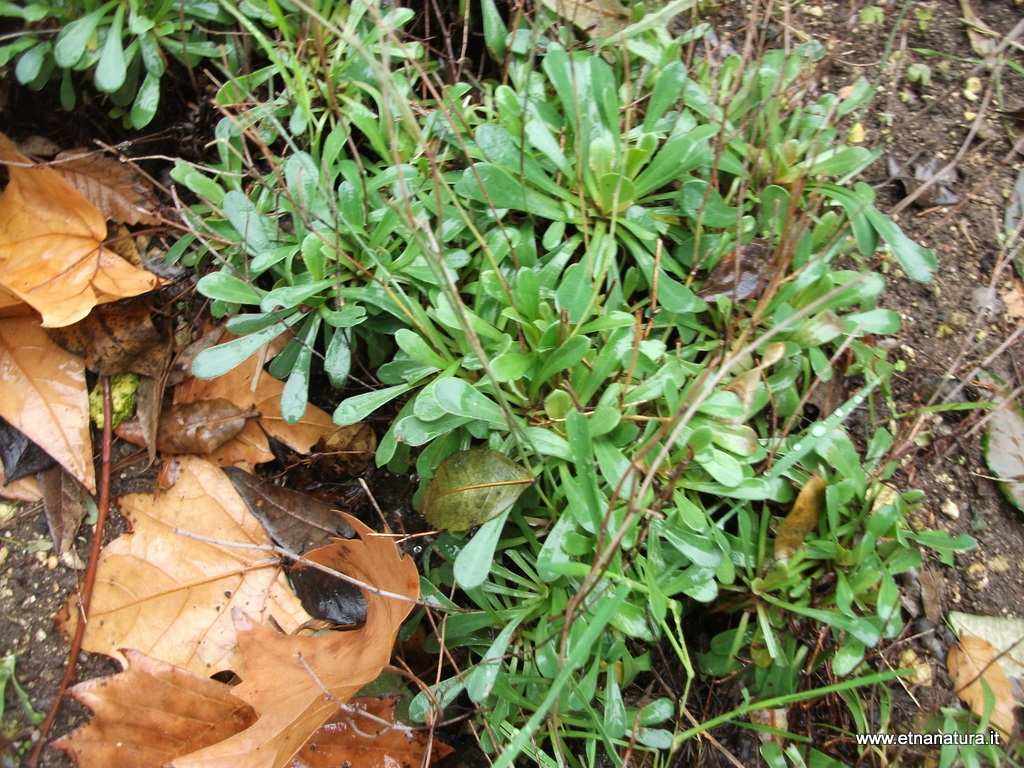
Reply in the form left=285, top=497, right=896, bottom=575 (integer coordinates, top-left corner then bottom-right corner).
left=947, top=635, right=1016, bottom=737
left=423, top=448, right=532, bottom=531
left=774, top=476, right=826, bottom=562
left=51, top=650, right=257, bottom=767
left=58, top=456, right=312, bottom=676
left=171, top=517, right=420, bottom=768
left=0, top=132, right=158, bottom=327
left=0, top=315, right=94, bottom=492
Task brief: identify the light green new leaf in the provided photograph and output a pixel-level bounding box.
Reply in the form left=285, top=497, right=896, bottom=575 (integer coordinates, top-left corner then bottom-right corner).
left=94, top=4, right=126, bottom=93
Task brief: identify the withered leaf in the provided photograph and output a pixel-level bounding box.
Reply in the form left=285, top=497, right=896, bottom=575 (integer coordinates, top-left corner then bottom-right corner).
left=698, top=241, right=772, bottom=302
left=0, top=132, right=159, bottom=327
left=38, top=464, right=89, bottom=556
left=0, top=315, right=94, bottom=492
left=50, top=149, right=162, bottom=226
left=887, top=155, right=959, bottom=207
left=0, top=416, right=55, bottom=484
left=58, top=456, right=312, bottom=676
left=958, top=0, right=998, bottom=58
left=175, top=332, right=335, bottom=470
left=118, top=399, right=249, bottom=455
left=171, top=517, right=419, bottom=768
left=224, top=467, right=355, bottom=554
left=157, top=399, right=249, bottom=455
left=948, top=635, right=1016, bottom=737
left=774, top=476, right=826, bottom=562
left=313, top=423, right=377, bottom=480
left=47, top=298, right=166, bottom=377
left=536, top=0, right=629, bottom=38
left=0, top=463, right=41, bottom=502
left=289, top=697, right=453, bottom=768
left=51, top=649, right=257, bottom=768
left=135, top=374, right=163, bottom=465
left=290, top=543, right=368, bottom=626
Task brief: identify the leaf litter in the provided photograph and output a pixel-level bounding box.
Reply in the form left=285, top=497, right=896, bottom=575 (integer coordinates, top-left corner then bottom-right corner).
left=0, top=127, right=442, bottom=766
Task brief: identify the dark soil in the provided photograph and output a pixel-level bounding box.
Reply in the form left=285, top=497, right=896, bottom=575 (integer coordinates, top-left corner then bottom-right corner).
left=1, top=2, right=1022, bottom=767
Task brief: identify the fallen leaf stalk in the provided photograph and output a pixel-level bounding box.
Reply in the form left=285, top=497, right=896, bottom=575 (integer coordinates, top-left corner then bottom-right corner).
left=28, top=376, right=114, bottom=768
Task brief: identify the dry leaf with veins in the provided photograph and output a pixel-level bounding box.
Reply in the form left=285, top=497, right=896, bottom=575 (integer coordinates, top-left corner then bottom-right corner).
left=58, top=455, right=312, bottom=676
left=175, top=333, right=334, bottom=470
left=171, top=517, right=420, bottom=768
left=0, top=132, right=158, bottom=327
left=51, top=650, right=257, bottom=767
left=948, top=635, right=1017, bottom=738
left=0, top=314, right=94, bottom=491
left=49, top=149, right=162, bottom=226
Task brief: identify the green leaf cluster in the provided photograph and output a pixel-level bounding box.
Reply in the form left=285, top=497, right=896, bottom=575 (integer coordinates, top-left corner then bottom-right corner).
left=168, top=6, right=970, bottom=764
left=0, top=0, right=297, bottom=127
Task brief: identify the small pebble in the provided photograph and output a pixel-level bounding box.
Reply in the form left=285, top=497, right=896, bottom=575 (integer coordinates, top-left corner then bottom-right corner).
left=989, top=554, right=1010, bottom=573
left=34, top=628, right=46, bottom=643
left=940, top=499, right=960, bottom=520
left=966, top=562, right=988, bottom=590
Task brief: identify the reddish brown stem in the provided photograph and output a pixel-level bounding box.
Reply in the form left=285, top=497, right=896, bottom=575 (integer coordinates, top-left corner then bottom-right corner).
left=27, top=376, right=113, bottom=768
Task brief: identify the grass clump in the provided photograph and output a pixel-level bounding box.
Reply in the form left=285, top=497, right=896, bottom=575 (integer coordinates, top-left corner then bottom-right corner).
left=166, top=1, right=984, bottom=765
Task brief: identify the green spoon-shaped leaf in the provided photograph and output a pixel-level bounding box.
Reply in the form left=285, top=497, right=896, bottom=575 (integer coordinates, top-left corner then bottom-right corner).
left=423, top=448, right=532, bottom=531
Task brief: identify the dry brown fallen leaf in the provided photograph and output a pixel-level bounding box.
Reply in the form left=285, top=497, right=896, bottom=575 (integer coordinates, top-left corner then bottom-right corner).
left=51, top=649, right=258, bottom=768
left=171, top=517, right=420, bottom=768
left=0, top=462, right=42, bottom=502
left=49, top=149, right=162, bottom=226
left=117, top=399, right=250, bottom=455
left=0, top=314, right=94, bottom=492
left=947, top=635, right=1017, bottom=738
left=774, top=476, right=826, bottom=562
left=175, top=333, right=335, bottom=470
left=1001, top=281, right=1024, bottom=321
left=292, top=697, right=453, bottom=768
left=224, top=467, right=355, bottom=554
left=58, top=455, right=312, bottom=676
left=46, top=298, right=167, bottom=377
left=37, top=464, right=89, bottom=557
left=0, top=132, right=159, bottom=327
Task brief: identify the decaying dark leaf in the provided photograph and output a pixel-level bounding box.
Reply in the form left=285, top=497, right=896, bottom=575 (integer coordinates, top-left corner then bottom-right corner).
left=49, top=149, right=162, bottom=226
left=313, top=423, right=377, bottom=480
left=887, top=155, right=959, bottom=207
left=698, top=241, right=772, bottom=302
left=422, top=448, right=532, bottom=531
left=0, top=416, right=55, bottom=483
left=46, top=299, right=167, bottom=378
left=223, top=467, right=355, bottom=554
left=117, top=398, right=249, bottom=455
left=774, top=476, right=827, bottom=562
left=290, top=551, right=368, bottom=626
left=38, top=464, right=89, bottom=556
left=134, top=375, right=163, bottom=465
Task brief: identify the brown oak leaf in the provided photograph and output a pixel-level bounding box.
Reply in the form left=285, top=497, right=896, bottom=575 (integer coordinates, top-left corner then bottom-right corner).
left=58, top=456, right=312, bottom=676
left=171, top=518, right=420, bottom=768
